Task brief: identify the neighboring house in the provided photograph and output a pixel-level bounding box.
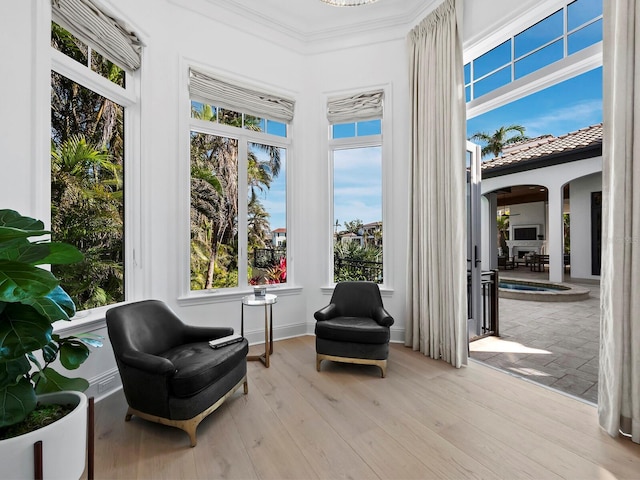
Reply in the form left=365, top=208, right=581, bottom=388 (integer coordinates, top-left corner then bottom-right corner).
left=480, top=123, right=603, bottom=283
left=362, top=221, right=383, bottom=247
left=337, top=222, right=382, bottom=247
left=271, top=228, right=286, bottom=247
left=339, top=232, right=360, bottom=244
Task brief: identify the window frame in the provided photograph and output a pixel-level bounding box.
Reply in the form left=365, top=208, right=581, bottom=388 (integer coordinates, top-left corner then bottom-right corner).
left=465, top=1, right=602, bottom=97
left=328, top=119, right=387, bottom=288
left=184, top=92, right=293, bottom=300
left=47, top=12, right=143, bottom=327
left=465, top=0, right=603, bottom=120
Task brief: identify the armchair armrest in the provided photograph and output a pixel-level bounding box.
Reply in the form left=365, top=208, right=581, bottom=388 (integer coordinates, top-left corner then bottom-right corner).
left=121, top=350, right=176, bottom=375
left=314, top=303, right=337, bottom=321
left=372, top=306, right=394, bottom=327
left=182, top=325, right=234, bottom=343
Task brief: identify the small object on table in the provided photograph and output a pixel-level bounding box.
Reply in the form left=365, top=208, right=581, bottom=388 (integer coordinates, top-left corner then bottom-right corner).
left=254, top=286, right=267, bottom=298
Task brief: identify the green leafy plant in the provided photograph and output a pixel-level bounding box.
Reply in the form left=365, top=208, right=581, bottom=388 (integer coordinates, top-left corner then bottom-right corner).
left=0, top=209, right=101, bottom=430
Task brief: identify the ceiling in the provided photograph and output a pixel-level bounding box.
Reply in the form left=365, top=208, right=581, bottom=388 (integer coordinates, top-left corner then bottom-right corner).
left=496, top=184, right=571, bottom=212
left=197, top=0, right=437, bottom=44
left=496, top=185, right=548, bottom=208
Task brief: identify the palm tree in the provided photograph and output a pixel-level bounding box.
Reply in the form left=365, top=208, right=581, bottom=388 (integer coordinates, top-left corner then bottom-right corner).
left=51, top=135, right=124, bottom=309
left=189, top=132, right=239, bottom=289
left=470, top=125, right=528, bottom=158
left=496, top=214, right=510, bottom=256
left=248, top=191, right=272, bottom=249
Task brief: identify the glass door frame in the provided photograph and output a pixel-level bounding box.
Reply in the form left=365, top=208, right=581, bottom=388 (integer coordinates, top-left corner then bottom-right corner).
left=467, top=141, right=482, bottom=338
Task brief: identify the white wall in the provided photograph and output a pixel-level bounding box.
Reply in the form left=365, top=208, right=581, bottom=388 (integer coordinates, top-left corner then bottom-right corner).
left=570, top=172, right=602, bottom=281
left=303, top=39, right=411, bottom=339
left=0, top=2, right=49, bottom=221
left=509, top=202, right=546, bottom=240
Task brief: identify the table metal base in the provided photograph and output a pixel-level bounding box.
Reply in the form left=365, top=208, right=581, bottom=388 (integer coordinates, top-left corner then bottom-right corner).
left=241, top=298, right=275, bottom=368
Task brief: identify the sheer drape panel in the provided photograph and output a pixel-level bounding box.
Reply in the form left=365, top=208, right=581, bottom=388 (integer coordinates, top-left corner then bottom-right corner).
left=51, top=0, right=142, bottom=71
left=327, top=90, right=384, bottom=123
left=406, top=0, right=467, bottom=367
left=189, top=69, right=295, bottom=123
left=599, top=0, right=640, bottom=444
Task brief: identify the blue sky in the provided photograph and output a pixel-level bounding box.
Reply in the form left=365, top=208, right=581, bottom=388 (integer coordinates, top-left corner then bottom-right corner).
left=467, top=66, right=603, bottom=146
left=333, top=147, right=382, bottom=228
left=251, top=145, right=287, bottom=233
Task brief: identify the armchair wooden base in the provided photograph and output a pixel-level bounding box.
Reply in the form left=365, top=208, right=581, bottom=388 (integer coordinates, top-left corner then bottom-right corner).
left=316, top=354, right=387, bottom=378
left=124, top=375, right=248, bottom=447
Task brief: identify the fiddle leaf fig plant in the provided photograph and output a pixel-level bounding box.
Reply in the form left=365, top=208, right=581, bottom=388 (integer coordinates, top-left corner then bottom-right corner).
left=0, top=209, right=101, bottom=429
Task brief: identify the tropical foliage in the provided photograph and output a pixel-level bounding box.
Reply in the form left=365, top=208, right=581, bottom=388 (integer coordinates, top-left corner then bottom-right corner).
left=0, top=210, right=101, bottom=430
left=334, top=224, right=383, bottom=283
left=470, top=124, right=528, bottom=158
left=497, top=214, right=509, bottom=256
left=189, top=107, right=286, bottom=289
left=51, top=23, right=125, bottom=310
left=564, top=213, right=571, bottom=254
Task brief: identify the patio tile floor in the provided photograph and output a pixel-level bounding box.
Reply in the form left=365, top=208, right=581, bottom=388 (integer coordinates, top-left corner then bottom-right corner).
left=470, top=267, right=600, bottom=405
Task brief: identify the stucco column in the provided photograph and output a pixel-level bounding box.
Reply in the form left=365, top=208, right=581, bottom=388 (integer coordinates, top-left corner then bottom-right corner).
left=547, top=186, right=564, bottom=283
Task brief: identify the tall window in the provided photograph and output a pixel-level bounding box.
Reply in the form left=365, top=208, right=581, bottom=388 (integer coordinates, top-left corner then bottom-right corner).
left=328, top=90, right=384, bottom=284
left=188, top=72, right=293, bottom=292
left=50, top=2, right=141, bottom=311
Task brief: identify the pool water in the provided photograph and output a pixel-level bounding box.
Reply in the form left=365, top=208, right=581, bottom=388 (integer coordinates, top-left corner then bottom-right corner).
left=498, top=281, right=564, bottom=292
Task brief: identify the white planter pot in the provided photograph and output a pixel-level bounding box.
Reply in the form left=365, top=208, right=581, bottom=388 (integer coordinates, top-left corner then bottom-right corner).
left=0, top=391, right=87, bottom=480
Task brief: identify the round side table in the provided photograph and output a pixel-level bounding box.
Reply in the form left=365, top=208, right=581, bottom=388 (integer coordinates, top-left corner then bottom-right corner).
left=241, top=293, right=277, bottom=367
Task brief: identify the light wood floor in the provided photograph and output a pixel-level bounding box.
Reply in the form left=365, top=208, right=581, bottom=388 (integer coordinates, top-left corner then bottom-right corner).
left=90, top=336, right=640, bottom=479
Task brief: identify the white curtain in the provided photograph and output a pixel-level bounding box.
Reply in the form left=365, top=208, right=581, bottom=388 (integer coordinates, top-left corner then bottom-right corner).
left=189, top=69, right=295, bottom=123
left=52, top=0, right=142, bottom=71
left=406, top=0, right=467, bottom=367
left=599, top=0, right=640, bottom=444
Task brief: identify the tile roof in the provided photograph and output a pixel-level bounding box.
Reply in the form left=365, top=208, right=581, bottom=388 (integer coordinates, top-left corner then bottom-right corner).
left=481, top=123, right=602, bottom=172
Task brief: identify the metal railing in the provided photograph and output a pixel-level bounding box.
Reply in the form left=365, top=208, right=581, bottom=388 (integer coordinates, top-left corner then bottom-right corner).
left=469, top=269, right=499, bottom=340
left=481, top=269, right=499, bottom=337
left=334, top=256, right=383, bottom=283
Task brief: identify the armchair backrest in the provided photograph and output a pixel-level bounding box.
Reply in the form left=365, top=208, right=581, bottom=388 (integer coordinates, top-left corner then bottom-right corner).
left=330, top=281, right=384, bottom=318
left=106, top=300, right=187, bottom=356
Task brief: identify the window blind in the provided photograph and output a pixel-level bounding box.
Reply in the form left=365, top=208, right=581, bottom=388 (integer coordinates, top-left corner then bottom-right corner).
left=189, top=69, right=295, bottom=123
left=52, top=0, right=142, bottom=71
left=327, top=89, right=384, bottom=123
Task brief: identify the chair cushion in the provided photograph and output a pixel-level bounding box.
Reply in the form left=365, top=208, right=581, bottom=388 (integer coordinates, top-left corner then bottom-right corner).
left=159, top=339, right=248, bottom=398
left=315, top=317, right=390, bottom=344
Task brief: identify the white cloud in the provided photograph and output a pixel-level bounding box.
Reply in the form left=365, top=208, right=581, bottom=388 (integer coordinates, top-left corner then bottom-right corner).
left=521, top=99, right=602, bottom=137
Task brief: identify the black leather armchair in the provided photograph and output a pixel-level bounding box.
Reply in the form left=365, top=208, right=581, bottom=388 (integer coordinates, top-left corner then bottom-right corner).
left=314, top=281, right=394, bottom=377
left=106, top=300, right=248, bottom=447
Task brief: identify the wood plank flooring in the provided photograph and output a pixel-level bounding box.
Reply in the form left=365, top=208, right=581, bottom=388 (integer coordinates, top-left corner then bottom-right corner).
left=90, top=336, right=640, bottom=479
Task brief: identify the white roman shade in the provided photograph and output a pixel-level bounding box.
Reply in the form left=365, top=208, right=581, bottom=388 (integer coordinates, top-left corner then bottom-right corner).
left=52, top=0, right=142, bottom=71
left=327, top=89, right=384, bottom=123
left=189, top=69, right=295, bottom=123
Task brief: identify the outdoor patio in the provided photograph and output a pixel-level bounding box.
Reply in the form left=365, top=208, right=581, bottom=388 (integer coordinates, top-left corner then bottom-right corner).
left=470, top=266, right=600, bottom=404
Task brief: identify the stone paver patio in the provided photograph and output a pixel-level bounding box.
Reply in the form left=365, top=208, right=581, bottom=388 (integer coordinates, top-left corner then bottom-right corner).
left=470, top=268, right=600, bottom=404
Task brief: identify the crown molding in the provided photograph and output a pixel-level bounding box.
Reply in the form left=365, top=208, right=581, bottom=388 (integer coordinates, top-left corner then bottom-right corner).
left=169, top=0, right=440, bottom=54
